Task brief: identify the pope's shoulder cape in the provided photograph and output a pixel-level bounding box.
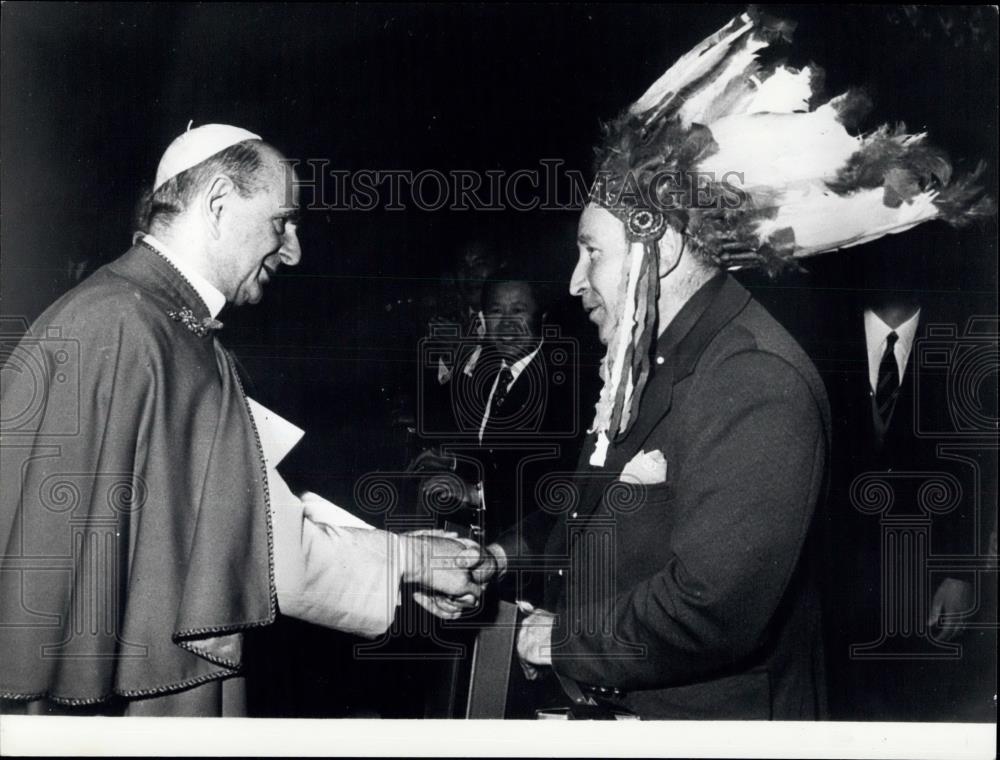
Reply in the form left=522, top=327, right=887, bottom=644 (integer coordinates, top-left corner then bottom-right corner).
left=0, top=242, right=275, bottom=705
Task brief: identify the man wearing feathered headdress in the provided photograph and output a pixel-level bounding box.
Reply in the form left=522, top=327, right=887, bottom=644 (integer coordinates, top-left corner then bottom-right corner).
left=464, top=9, right=991, bottom=719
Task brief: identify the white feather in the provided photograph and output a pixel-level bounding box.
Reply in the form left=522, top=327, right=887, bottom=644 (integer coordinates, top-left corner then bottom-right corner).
left=698, top=106, right=860, bottom=191
left=630, top=14, right=758, bottom=119
left=757, top=186, right=941, bottom=256
left=676, top=35, right=769, bottom=126
left=746, top=65, right=814, bottom=114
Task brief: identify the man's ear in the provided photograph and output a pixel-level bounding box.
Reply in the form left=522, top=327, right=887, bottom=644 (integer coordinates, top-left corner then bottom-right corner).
left=656, top=228, right=685, bottom=279
left=204, top=174, right=236, bottom=239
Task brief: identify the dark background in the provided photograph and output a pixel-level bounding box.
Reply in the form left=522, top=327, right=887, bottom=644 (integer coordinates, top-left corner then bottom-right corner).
left=2, top=3, right=997, bottom=716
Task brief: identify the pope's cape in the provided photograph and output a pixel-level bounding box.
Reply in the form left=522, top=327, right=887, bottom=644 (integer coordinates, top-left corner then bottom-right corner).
left=0, top=242, right=275, bottom=706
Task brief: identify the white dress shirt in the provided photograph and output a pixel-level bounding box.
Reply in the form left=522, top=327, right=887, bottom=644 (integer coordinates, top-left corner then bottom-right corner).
left=863, top=308, right=921, bottom=393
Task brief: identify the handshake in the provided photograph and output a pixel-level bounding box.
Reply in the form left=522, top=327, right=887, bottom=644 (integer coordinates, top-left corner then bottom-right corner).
left=398, top=531, right=555, bottom=674
left=398, top=529, right=501, bottom=620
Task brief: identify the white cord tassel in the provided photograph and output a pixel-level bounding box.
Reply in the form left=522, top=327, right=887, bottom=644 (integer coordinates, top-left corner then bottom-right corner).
left=588, top=240, right=646, bottom=467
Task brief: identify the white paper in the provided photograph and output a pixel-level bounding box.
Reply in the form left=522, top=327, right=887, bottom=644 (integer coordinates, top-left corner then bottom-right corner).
left=247, top=396, right=305, bottom=466
left=247, top=397, right=374, bottom=530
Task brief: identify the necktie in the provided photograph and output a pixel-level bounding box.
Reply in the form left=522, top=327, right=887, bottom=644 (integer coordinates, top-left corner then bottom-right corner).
left=489, top=364, right=514, bottom=417
left=875, top=331, right=900, bottom=425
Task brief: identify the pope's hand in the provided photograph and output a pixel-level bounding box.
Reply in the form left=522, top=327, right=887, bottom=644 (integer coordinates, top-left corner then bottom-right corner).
left=412, top=589, right=478, bottom=620
left=410, top=542, right=504, bottom=619
left=517, top=608, right=555, bottom=678
left=401, top=534, right=486, bottom=616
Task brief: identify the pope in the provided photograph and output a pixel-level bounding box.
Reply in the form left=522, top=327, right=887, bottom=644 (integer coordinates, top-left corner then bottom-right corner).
left=0, top=124, right=486, bottom=716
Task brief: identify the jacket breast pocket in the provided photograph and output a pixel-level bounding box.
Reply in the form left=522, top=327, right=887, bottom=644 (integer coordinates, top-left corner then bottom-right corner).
left=637, top=480, right=674, bottom=504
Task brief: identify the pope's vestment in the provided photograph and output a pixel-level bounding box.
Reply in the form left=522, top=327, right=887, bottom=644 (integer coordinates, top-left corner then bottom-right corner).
left=0, top=237, right=401, bottom=715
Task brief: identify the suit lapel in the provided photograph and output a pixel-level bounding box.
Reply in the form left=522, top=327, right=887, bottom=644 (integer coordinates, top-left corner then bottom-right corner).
left=572, top=274, right=750, bottom=518
left=612, top=275, right=749, bottom=469
left=604, top=366, right=675, bottom=473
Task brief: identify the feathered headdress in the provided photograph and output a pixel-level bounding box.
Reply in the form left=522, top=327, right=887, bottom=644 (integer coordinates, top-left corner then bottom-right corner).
left=586, top=9, right=993, bottom=467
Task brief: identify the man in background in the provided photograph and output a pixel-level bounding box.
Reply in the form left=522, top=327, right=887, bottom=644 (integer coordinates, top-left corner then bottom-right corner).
left=820, top=239, right=993, bottom=721
left=421, top=274, right=580, bottom=543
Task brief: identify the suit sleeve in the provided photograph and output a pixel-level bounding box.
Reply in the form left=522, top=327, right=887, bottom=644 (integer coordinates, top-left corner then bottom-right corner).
left=551, top=350, right=826, bottom=690
left=493, top=508, right=560, bottom=574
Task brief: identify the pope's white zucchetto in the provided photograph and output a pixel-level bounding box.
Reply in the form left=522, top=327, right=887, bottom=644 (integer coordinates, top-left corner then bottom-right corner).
left=154, top=123, right=261, bottom=191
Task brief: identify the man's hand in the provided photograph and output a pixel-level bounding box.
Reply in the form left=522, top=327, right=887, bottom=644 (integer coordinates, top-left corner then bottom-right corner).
left=516, top=608, right=555, bottom=679
left=928, top=577, right=974, bottom=641
left=407, top=540, right=504, bottom=619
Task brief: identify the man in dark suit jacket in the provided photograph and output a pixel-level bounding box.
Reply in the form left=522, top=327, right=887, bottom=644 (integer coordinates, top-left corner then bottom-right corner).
left=817, top=246, right=988, bottom=721
left=471, top=204, right=830, bottom=720
left=458, top=276, right=583, bottom=544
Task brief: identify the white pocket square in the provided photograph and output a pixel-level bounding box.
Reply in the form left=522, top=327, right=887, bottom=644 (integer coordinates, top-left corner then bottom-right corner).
left=619, top=449, right=667, bottom=485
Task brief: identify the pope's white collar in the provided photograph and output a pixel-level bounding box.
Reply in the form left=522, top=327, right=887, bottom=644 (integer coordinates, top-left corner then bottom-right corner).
left=141, top=234, right=227, bottom=319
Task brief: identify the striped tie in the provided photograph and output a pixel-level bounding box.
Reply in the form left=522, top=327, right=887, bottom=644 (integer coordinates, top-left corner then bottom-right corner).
left=875, top=331, right=900, bottom=425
